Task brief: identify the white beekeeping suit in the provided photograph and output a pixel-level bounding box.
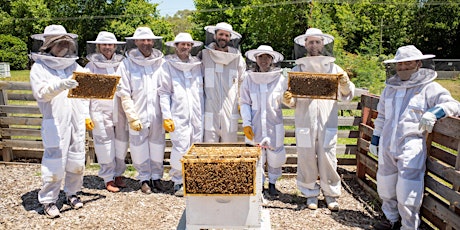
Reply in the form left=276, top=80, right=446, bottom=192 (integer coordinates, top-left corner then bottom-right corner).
left=371, top=45, right=460, bottom=230
left=240, top=45, right=287, bottom=197
left=284, top=28, right=355, bottom=211
left=201, top=22, right=246, bottom=142
left=29, top=25, right=87, bottom=218
left=158, top=33, right=204, bottom=196
left=85, top=31, right=128, bottom=192
left=116, top=27, right=165, bottom=193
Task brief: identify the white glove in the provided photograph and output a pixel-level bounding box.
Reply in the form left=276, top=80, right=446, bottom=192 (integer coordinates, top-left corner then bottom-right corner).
left=116, top=83, right=122, bottom=92
left=369, top=135, right=379, bottom=156
left=369, top=144, right=378, bottom=156
left=59, top=79, right=78, bottom=90
left=419, top=111, right=437, bottom=133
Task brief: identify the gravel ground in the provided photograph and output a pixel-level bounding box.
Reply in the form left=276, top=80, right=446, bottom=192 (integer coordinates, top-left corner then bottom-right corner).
left=0, top=163, right=384, bottom=229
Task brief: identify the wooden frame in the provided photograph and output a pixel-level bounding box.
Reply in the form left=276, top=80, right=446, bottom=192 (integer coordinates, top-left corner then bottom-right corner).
left=288, top=71, right=340, bottom=100
left=68, top=71, right=120, bottom=99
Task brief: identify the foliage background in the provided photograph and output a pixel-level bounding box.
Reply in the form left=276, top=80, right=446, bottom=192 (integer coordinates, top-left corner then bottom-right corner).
left=0, top=0, right=459, bottom=93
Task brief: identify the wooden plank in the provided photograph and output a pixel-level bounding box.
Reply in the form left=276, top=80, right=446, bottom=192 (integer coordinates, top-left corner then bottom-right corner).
left=359, top=123, right=373, bottom=139
left=1, top=139, right=43, bottom=149
left=356, top=177, right=380, bottom=200
left=431, top=132, right=459, bottom=152
left=430, top=146, right=456, bottom=168
left=426, top=157, right=460, bottom=186
left=433, top=116, right=460, bottom=139
left=0, top=81, right=32, bottom=90
left=0, top=87, right=13, bottom=162
left=422, top=195, right=460, bottom=229
left=338, top=117, right=361, bottom=126
left=420, top=207, right=447, bottom=230
left=0, top=117, right=42, bottom=126
left=7, top=93, right=36, bottom=101
left=337, top=102, right=361, bottom=110
left=0, top=105, right=41, bottom=114
left=360, top=93, right=380, bottom=111
left=356, top=150, right=378, bottom=178
left=424, top=175, right=460, bottom=210
left=1, top=128, right=41, bottom=137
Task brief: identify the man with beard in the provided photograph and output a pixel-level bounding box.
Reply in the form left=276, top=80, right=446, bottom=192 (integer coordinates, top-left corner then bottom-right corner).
left=85, top=31, right=128, bottom=193
left=116, top=27, right=165, bottom=194
left=283, top=28, right=355, bottom=211
left=158, top=33, right=204, bottom=196
left=201, top=22, right=246, bottom=142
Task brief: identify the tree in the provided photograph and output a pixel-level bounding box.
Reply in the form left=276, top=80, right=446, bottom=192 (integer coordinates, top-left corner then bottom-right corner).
left=165, top=10, right=195, bottom=35
left=0, top=34, right=28, bottom=70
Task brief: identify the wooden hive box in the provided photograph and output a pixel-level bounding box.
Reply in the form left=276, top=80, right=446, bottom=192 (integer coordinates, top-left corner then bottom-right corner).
left=182, top=143, right=261, bottom=196
left=68, top=71, right=120, bottom=99
left=288, top=71, right=340, bottom=100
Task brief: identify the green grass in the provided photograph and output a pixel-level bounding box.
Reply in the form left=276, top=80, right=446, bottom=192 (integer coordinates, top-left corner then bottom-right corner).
left=8, top=70, right=30, bottom=82
left=436, top=78, right=460, bottom=101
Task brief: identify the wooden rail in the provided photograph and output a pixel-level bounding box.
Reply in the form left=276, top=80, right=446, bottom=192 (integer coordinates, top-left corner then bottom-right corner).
left=357, top=93, right=460, bottom=229
left=0, top=81, right=364, bottom=173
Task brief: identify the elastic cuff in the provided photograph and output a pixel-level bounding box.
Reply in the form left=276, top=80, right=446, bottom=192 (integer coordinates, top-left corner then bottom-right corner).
left=427, top=107, right=446, bottom=120
left=371, top=135, right=380, bottom=146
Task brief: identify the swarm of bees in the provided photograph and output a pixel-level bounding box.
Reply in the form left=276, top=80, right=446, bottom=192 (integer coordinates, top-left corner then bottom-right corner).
left=68, top=72, right=120, bottom=99
left=288, top=72, right=339, bottom=100
left=182, top=144, right=260, bottom=195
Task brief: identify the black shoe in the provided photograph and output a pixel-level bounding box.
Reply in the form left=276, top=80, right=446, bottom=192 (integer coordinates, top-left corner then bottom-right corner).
left=140, top=180, right=152, bottom=194
left=67, top=195, right=83, bottom=209
left=372, top=218, right=401, bottom=230
left=151, top=179, right=162, bottom=192
left=268, top=183, right=278, bottom=197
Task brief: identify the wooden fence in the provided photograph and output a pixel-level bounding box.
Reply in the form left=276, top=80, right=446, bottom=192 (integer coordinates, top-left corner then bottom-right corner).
left=357, top=93, right=460, bottom=229
left=0, top=81, right=364, bottom=174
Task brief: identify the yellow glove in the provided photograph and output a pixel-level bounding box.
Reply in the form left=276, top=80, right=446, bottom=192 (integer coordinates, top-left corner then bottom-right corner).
left=283, top=91, right=292, bottom=103
left=339, top=73, right=350, bottom=85
left=129, top=119, right=142, bottom=131
left=163, top=119, right=175, bottom=132
left=85, top=118, right=94, bottom=131
left=243, top=126, right=254, bottom=140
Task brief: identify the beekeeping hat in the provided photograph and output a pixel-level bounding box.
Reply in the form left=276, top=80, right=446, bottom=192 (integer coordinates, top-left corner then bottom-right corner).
left=204, top=22, right=242, bottom=40
left=165, top=32, right=203, bottom=47
left=383, top=45, right=435, bottom=63
left=31, top=24, right=78, bottom=41
left=245, top=45, right=284, bottom=63
left=125, top=27, right=162, bottom=40
left=294, top=28, right=334, bottom=46
left=88, top=31, right=125, bottom=44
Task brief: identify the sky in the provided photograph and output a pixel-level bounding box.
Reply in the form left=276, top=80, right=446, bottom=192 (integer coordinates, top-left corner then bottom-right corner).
left=150, top=0, right=196, bottom=16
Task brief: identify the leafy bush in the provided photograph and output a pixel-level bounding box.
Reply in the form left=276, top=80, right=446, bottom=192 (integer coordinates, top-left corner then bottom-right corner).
left=0, top=34, right=28, bottom=70
left=336, top=52, right=387, bottom=95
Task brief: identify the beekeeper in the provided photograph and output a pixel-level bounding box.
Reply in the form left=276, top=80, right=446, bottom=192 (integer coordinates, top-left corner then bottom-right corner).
left=158, top=32, right=204, bottom=197
left=240, top=45, right=287, bottom=197
left=370, top=45, right=460, bottom=230
left=116, top=27, right=165, bottom=194
left=85, top=31, right=128, bottom=193
left=283, top=28, right=355, bottom=211
left=29, top=25, right=87, bottom=218
left=201, top=22, right=246, bottom=142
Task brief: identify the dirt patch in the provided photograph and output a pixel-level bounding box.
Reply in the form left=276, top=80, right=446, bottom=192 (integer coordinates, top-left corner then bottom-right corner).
left=0, top=163, right=397, bottom=229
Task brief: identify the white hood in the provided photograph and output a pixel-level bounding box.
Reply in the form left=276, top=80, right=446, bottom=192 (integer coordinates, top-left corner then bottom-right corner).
left=248, top=68, right=283, bottom=84
left=31, top=53, right=78, bottom=70
left=126, top=48, right=163, bottom=67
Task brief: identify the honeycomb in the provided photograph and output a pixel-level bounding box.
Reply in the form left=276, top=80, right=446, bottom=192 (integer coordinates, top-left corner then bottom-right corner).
left=68, top=71, right=120, bottom=99
left=182, top=144, right=260, bottom=195
left=288, top=72, right=339, bottom=100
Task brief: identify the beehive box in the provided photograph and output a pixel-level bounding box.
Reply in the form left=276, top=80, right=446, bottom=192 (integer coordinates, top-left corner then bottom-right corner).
left=288, top=71, right=340, bottom=100
left=68, top=71, right=120, bottom=99
left=182, top=143, right=261, bottom=196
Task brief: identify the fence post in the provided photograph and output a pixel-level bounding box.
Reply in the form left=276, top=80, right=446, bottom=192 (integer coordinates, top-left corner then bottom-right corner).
left=0, top=86, right=13, bottom=161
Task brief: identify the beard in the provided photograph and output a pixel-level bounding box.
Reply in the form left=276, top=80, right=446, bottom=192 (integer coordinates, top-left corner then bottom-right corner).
left=216, top=39, right=229, bottom=49
left=397, top=68, right=418, bottom=81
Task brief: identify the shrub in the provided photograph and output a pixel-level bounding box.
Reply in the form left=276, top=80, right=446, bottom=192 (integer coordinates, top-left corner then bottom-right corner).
left=0, top=34, right=28, bottom=70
